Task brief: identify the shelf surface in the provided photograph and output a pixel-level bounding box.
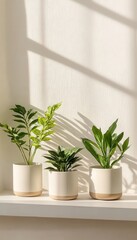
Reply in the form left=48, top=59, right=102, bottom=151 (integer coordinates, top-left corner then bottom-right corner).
left=0, top=191, right=137, bottom=221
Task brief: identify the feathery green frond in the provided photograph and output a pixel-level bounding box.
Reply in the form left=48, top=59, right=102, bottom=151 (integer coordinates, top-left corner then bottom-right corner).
left=0, top=103, right=61, bottom=165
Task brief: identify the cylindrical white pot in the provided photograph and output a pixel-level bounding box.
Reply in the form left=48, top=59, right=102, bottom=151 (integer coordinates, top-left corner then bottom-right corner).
left=48, top=171, right=78, bottom=200
left=89, top=165, right=122, bottom=200
left=13, top=163, right=42, bottom=197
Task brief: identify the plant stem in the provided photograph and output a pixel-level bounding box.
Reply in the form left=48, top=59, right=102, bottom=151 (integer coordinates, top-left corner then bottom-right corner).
left=17, top=144, right=28, bottom=164
left=24, top=115, right=31, bottom=163
left=29, top=147, right=37, bottom=165
left=111, top=153, right=123, bottom=168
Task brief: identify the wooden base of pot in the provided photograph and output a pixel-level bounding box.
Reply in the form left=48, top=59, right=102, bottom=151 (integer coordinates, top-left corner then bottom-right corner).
left=49, top=194, right=78, bottom=200
left=90, top=192, right=122, bottom=200
left=14, top=190, right=42, bottom=197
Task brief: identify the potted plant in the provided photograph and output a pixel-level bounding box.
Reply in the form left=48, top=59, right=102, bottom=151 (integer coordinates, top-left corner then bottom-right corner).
left=0, top=103, right=61, bottom=196
left=82, top=119, right=130, bottom=200
left=44, top=146, right=82, bottom=200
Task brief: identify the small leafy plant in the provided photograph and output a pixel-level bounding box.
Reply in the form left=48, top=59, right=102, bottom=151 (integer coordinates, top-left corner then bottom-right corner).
left=82, top=119, right=130, bottom=168
left=44, top=146, right=82, bottom=171
left=0, top=103, right=61, bottom=165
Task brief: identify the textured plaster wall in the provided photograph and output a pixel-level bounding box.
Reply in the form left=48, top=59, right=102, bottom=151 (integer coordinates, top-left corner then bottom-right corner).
left=0, top=0, right=137, bottom=239
left=2, top=0, right=137, bottom=193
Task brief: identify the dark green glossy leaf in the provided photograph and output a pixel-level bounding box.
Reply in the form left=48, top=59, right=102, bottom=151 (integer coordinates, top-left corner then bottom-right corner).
left=16, top=125, right=26, bottom=129
left=13, top=114, right=25, bottom=119
left=28, top=111, right=37, bottom=120
left=44, top=146, right=82, bottom=171
left=14, top=119, right=25, bottom=124
left=29, top=119, right=38, bottom=126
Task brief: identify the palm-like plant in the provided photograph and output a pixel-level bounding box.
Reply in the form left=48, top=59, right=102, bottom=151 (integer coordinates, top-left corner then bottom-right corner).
left=44, top=146, right=82, bottom=171
left=82, top=119, right=130, bottom=168
left=0, top=103, right=61, bottom=165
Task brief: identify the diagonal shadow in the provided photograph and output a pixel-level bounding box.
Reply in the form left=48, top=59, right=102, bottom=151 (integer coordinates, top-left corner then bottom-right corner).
left=27, top=38, right=137, bottom=98
left=71, top=0, right=137, bottom=29
left=42, top=113, right=96, bottom=193
left=2, top=0, right=30, bottom=191
left=41, top=111, right=137, bottom=194
left=122, top=154, right=137, bottom=194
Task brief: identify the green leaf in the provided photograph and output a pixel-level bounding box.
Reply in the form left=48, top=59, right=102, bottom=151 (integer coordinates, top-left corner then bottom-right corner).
left=28, top=111, right=37, bottom=120
left=11, top=105, right=26, bottom=115
left=82, top=119, right=130, bottom=168
left=108, top=146, right=117, bottom=159
left=32, top=129, right=41, bottom=136
left=51, top=102, right=62, bottom=111
left=14, top=119, right=25, bottom=124
left=29, top=119, right=38, bottom=126
left=16, top=124, right=26, bottom=129
left=38, top=117, right=46, bottom=125
left=116, top=132, right=124, bottom=144
left=44, top=130, right=54, bottom=136
left=47, top=150, right=59, bottom=157
left=42, top=137, right=51, bottom=141
left=27, top=109, right=33, bottom=115
left=92, top=126, right=102, bottom=146
left=104, top=132, right=112, bottom=149
left=13, top=114, right=25, bottom=119
left=0, top=103, right=61, bottom=165
left=105, top=119, right=118, bottom=135
left=98, top=155, right=107, bottom=168
left=18, top=132, right=28, bottom=139
left=44, top=145, right=81, bottom=171
left=82, top=138, right=100, bottom=163
left=122, top=137, right=129, bottom=152
left=30, top=125, right=37, bottom=131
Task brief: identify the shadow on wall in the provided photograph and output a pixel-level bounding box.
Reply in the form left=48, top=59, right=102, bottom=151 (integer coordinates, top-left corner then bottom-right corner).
left=43, top=112, right=95, bottom=193
left=1, top=0, right=31, bottom=190
left=27, top=39, right=137, bottom=99
left=122, top=155, right=137, bottom=194
left=2, top=0, right=137, bottom=194
left=72, top=0, right=137, bottom=29
left=43, top=113, right=137, bottom=194
left=6, top=0, right=30, bottom=105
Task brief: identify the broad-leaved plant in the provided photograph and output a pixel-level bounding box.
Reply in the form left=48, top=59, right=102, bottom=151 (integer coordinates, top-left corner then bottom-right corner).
left=82, top=119, right=129, bottom=168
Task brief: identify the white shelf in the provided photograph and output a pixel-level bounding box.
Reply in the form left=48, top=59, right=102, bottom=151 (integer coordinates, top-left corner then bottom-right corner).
left=0, top=191, right=137, bottom=221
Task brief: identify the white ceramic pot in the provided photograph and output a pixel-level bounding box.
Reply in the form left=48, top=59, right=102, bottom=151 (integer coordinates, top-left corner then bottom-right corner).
left=48, top=170, right=78, bottom=200
left=13, top=163, right=42, bottom=197
left=89, top=165, right=122, bottom=200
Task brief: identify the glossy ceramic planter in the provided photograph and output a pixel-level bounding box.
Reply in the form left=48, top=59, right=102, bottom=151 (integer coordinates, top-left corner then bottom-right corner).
left=48, top=170, right=78, bottom=200
left=89, top=165, right=122, bottom=200
left=13, top=163, right=42, bottom=197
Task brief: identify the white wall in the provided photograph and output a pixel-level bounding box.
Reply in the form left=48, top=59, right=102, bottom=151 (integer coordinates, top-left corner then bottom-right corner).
left=2, top=0, right=137, bottom=192
left=0, top=0, right=11, bottom=191
left=0, top=0, right=137, bottom=239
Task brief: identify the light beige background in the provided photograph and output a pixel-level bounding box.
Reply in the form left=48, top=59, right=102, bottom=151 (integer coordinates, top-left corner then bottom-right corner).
left=0, top=0, right=137, bottom=239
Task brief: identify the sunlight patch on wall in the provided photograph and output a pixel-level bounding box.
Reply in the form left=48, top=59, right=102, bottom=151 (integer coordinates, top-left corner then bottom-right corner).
left=28, top=51, right=46, bottom=110
left=92, top=0, right=135, bottom=20
left=25, top=0, right=44, bottom=45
